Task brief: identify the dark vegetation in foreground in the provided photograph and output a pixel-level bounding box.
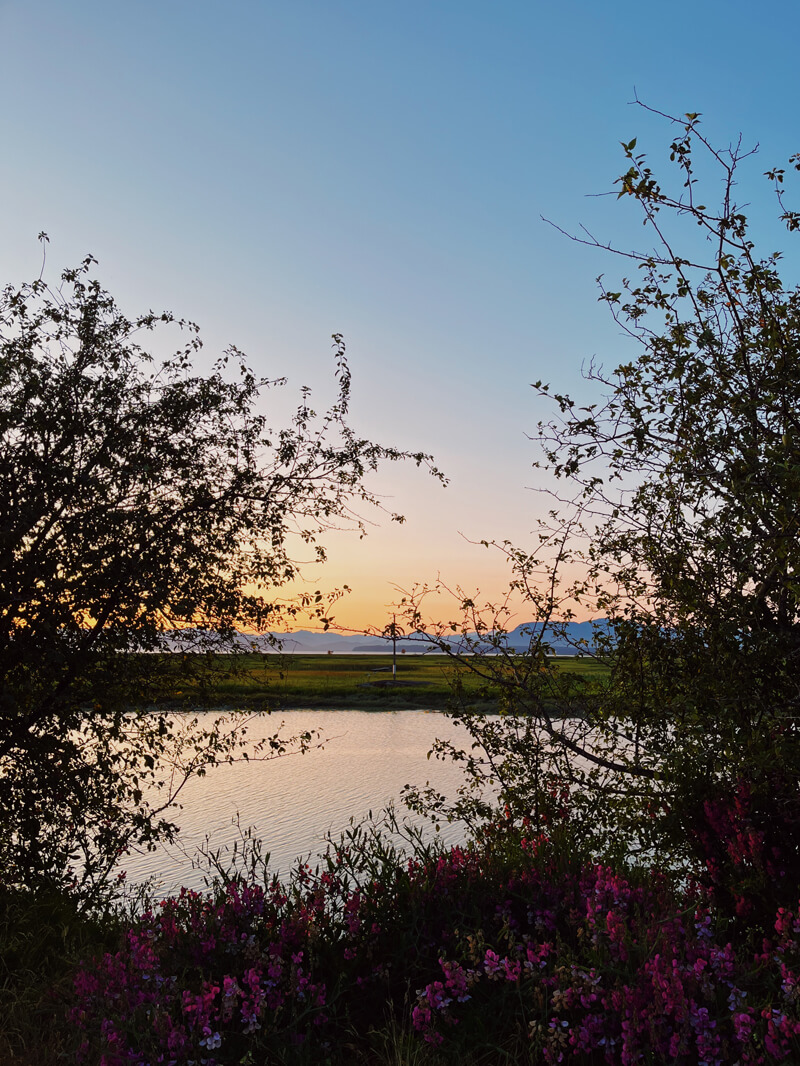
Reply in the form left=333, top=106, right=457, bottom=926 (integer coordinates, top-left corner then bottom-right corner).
left=6, top=810, right=800, bottom=1065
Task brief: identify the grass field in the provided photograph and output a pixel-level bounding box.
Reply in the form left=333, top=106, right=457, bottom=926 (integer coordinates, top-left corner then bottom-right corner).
left=157, top=652, right=609, bottom=711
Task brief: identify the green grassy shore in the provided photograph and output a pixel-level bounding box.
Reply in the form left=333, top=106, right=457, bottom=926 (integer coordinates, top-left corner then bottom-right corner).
left=157, top=652, right=608, bottom=711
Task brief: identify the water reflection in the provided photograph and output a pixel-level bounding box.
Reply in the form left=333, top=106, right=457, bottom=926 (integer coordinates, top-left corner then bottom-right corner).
left=123, top=710, right=482, bottom=894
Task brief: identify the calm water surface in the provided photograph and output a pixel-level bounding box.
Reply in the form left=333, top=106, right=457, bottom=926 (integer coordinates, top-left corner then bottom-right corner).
left=124, top=710, right=485, bottom=894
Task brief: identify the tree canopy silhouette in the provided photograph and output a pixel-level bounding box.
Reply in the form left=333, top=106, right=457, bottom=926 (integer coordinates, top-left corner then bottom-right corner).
left=0, top=245, right=441, bottom=902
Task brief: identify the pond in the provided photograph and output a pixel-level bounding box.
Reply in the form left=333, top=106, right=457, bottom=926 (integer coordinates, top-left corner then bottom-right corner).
left=123, top=710, right=489, bottom=894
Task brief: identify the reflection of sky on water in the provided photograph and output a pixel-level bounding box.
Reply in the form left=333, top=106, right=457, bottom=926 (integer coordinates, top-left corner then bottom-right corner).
left=122, top=710, right=485, bottom=895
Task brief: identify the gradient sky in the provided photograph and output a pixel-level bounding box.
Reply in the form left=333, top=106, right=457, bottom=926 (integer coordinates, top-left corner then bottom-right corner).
left=2, top=0, right=799, bottom=631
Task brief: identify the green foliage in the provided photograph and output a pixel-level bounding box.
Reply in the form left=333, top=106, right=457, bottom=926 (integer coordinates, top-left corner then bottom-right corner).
left=537, top=103, right=800, bottom=884
left=399, top=104, right=800, bottom=894
left=0, top=244, right=441, bottom=904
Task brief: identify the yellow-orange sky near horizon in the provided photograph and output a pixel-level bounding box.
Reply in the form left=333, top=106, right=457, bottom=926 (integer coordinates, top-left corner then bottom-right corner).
left=270, top=471, right=596, bottom=634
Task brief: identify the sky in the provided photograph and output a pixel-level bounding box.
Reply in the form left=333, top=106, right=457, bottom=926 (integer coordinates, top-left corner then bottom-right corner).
left=2, top=0, right=799, bottom=632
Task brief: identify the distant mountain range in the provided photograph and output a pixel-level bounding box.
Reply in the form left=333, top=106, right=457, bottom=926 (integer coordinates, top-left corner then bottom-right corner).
left=260, top=620, right=610, bottom=656
left=159, top=620, right=609, bottom=656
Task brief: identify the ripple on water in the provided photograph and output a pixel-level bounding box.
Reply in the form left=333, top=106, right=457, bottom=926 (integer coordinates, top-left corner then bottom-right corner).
left=121, top=709, right=487, bottom=895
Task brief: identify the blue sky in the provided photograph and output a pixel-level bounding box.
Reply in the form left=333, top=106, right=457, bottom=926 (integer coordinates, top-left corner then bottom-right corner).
left=2, top=0, right=799, bottom=628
